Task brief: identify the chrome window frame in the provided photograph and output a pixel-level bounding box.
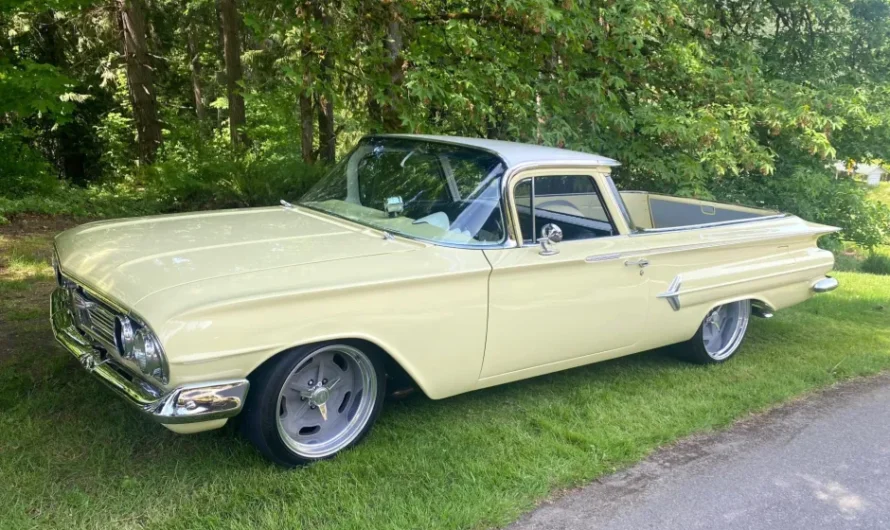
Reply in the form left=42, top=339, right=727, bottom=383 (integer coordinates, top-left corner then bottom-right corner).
left=510, top=173, right=618, bottom=245
left=500, top=161, right=628, bottom=247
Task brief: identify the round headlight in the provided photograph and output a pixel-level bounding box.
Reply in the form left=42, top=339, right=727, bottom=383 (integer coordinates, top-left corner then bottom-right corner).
left=132, top=328, right=165, bottom=380
left=114, top=316, right=136, bottom=357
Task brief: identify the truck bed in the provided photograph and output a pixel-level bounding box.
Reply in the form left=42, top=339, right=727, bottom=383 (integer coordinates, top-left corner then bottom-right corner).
left=619, top=191, right=780, bottom=231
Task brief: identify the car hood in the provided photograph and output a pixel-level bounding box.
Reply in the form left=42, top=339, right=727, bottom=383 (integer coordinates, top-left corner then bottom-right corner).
left=55, top=206, right=419, bottom=309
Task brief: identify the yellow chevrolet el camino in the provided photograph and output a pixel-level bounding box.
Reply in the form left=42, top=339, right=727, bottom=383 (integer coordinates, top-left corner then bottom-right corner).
left=51, top=135, right=839, bottom=466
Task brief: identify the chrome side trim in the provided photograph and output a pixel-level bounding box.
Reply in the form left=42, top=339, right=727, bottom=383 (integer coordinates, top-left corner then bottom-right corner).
left=658, top=276, right=683, bottom=311
left=581, top=228, right=836, bottom=264
left=52, top=288, right=248, bottom=424
left=812, top=277, right=839, bottom=293
left=585, top=253, right=621, bottom=263
left=655, top=263, right=831, bottom=311
left=629, top=213, right=792, bottom=234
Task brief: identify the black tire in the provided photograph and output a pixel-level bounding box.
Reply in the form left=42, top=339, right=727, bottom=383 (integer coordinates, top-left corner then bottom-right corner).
left=240, top=341, right=386, bottom=468
left=676, top=300, right=751, bottom=365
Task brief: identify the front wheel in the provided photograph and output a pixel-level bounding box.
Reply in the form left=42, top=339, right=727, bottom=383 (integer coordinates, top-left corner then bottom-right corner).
left=241, top=342, right=386, bottom=467
left=679, top=300, right=751, bottom=364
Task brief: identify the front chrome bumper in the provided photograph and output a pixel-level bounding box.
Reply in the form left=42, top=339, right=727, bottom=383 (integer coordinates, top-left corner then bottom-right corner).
left=51, top=288, right=249, bottom=424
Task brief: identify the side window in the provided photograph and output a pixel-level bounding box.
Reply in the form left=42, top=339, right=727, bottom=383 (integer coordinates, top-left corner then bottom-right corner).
left=514, top=175, right=616, bottom=244
left=535, top=175, right=610, bottom=223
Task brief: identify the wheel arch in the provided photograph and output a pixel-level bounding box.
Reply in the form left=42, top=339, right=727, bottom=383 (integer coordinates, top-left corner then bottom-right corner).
left=245, top=335, right=429, bottom=398
left=681, top=296, right=762, bottom=342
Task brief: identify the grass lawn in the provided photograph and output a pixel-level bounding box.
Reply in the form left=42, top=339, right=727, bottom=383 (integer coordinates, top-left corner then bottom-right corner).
left=1, top=217, right=889, bottom=530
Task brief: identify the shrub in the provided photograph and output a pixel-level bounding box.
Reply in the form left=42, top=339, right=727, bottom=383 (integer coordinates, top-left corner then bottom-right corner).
left=145, top=132, right=327, bottom=210
left=862, top=253, right=890, bottom=275
left=714, top=166, right=890, bottom=250
left=0, top=130, right=60, bottom=199
left=0, top=126, right=329, bottom=223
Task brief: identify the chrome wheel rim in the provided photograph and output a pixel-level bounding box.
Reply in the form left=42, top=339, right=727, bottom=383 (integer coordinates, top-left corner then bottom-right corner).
left=276, top=345, right=377, bottom=458
left=702, top=300, right=751, bottom=361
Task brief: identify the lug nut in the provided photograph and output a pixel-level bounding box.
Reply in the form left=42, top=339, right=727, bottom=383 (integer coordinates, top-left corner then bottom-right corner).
left=308, top=379, right=315, bottom=386
left=310, top=405, right=316, bottom=409
left=322, top=379, right=327, bottom=384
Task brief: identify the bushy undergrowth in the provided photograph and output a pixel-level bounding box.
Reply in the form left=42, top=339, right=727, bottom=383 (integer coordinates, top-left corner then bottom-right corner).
left=0, top=131, right=59, bottom=199
left=714, top=166, right=890, bottom=251
left=862, top=252, right=890, bottom=275
left=0, top=132, right=327, bottom=223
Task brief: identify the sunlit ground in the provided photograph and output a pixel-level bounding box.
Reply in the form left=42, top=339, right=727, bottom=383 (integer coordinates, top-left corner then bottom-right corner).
left=1, top=217, right=888, bottom=530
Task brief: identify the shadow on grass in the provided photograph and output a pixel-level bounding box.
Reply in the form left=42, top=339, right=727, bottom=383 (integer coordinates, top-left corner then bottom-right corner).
left=2, top=223, right=889, bottom=530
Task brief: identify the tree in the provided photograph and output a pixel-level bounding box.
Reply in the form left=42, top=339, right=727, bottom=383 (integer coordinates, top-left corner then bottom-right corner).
left=186, top=26, right=205, bottom=120
left=299, top=0, right=315, bottom=163
left=218, top=0, right=247, bottom=147
left=117, top=0, right=163, bottom=163
left=315, top=0, right=335, bottom=162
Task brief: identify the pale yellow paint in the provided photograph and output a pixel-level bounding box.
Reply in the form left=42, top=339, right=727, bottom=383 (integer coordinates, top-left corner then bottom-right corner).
left=54, top=163, right=838, bottom=435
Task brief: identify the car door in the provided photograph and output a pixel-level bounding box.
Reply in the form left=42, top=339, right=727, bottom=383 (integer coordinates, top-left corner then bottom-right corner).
left=480, top=170, right=649, bottom=379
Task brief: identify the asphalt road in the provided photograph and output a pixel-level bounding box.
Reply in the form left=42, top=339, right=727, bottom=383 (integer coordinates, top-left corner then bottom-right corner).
left=509, top=374, right=890, bottom=530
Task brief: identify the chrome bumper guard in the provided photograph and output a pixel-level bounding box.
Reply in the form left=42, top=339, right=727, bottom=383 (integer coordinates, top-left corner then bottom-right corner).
left=51, top=289, right=249, bottom=424
left=812, top=276, right=839, bottom=294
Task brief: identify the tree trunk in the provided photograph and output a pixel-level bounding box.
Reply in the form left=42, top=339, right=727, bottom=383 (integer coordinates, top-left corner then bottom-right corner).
left=299, top=57, right=315, bottom=162
left=186, top=30, right=205, bottom=120
left=299, top=3, right=315, bottom=164
left=316, top=3, right=336, bottom=163
left=36, top=10, right=87, bottom=183
left=316, top=91, right=335, bottom=162
left=218, top=0, right=247, bottom=147
left=117, top=0, right=162, bottom=163
left=381, top=5, right=404, bottom=132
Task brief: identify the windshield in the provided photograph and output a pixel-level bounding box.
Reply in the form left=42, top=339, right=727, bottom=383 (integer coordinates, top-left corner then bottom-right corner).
left=298, top=137, right=507, bottom=246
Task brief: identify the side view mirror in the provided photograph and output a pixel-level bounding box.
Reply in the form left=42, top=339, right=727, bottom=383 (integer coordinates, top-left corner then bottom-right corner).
left=537, top=223, right=563, bottom=256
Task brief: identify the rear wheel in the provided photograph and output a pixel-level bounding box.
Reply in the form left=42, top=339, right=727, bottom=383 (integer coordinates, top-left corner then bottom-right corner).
left=241, top=342, right=386, bottom=467
left=679, top=300, right=751, bottom=364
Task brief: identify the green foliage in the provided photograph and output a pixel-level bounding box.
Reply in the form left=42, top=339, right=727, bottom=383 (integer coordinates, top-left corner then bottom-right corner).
left=0, top=141, right=326, bottom=222
left=714, top=166, right=890, bottom=250
left=146, top=127, right=327, bottom=209
left=862, top=252, right=890, bottom=275
left=0, top=130, right=58, bottom=198
left=1, top=0, right=890, bottom=251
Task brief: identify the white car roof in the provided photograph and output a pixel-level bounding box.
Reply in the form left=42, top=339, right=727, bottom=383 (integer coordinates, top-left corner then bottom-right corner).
left=370, top=134, right=620, bottom=168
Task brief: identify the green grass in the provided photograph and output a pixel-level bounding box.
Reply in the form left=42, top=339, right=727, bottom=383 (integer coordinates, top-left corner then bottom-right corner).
left=1, top=223, right=890, bottom=530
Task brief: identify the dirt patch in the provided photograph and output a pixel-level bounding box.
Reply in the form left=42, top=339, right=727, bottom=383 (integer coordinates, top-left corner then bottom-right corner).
left=0, top=214, right=83, bottom=238
left=0, top=216, right=77, bottom=362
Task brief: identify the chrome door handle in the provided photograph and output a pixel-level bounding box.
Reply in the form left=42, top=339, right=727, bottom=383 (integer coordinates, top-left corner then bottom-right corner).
left=624, top=258, right=649, bottom=268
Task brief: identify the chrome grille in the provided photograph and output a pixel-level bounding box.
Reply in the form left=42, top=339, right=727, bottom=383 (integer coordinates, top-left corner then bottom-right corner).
left=71, top=290, right=118, bottom=349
